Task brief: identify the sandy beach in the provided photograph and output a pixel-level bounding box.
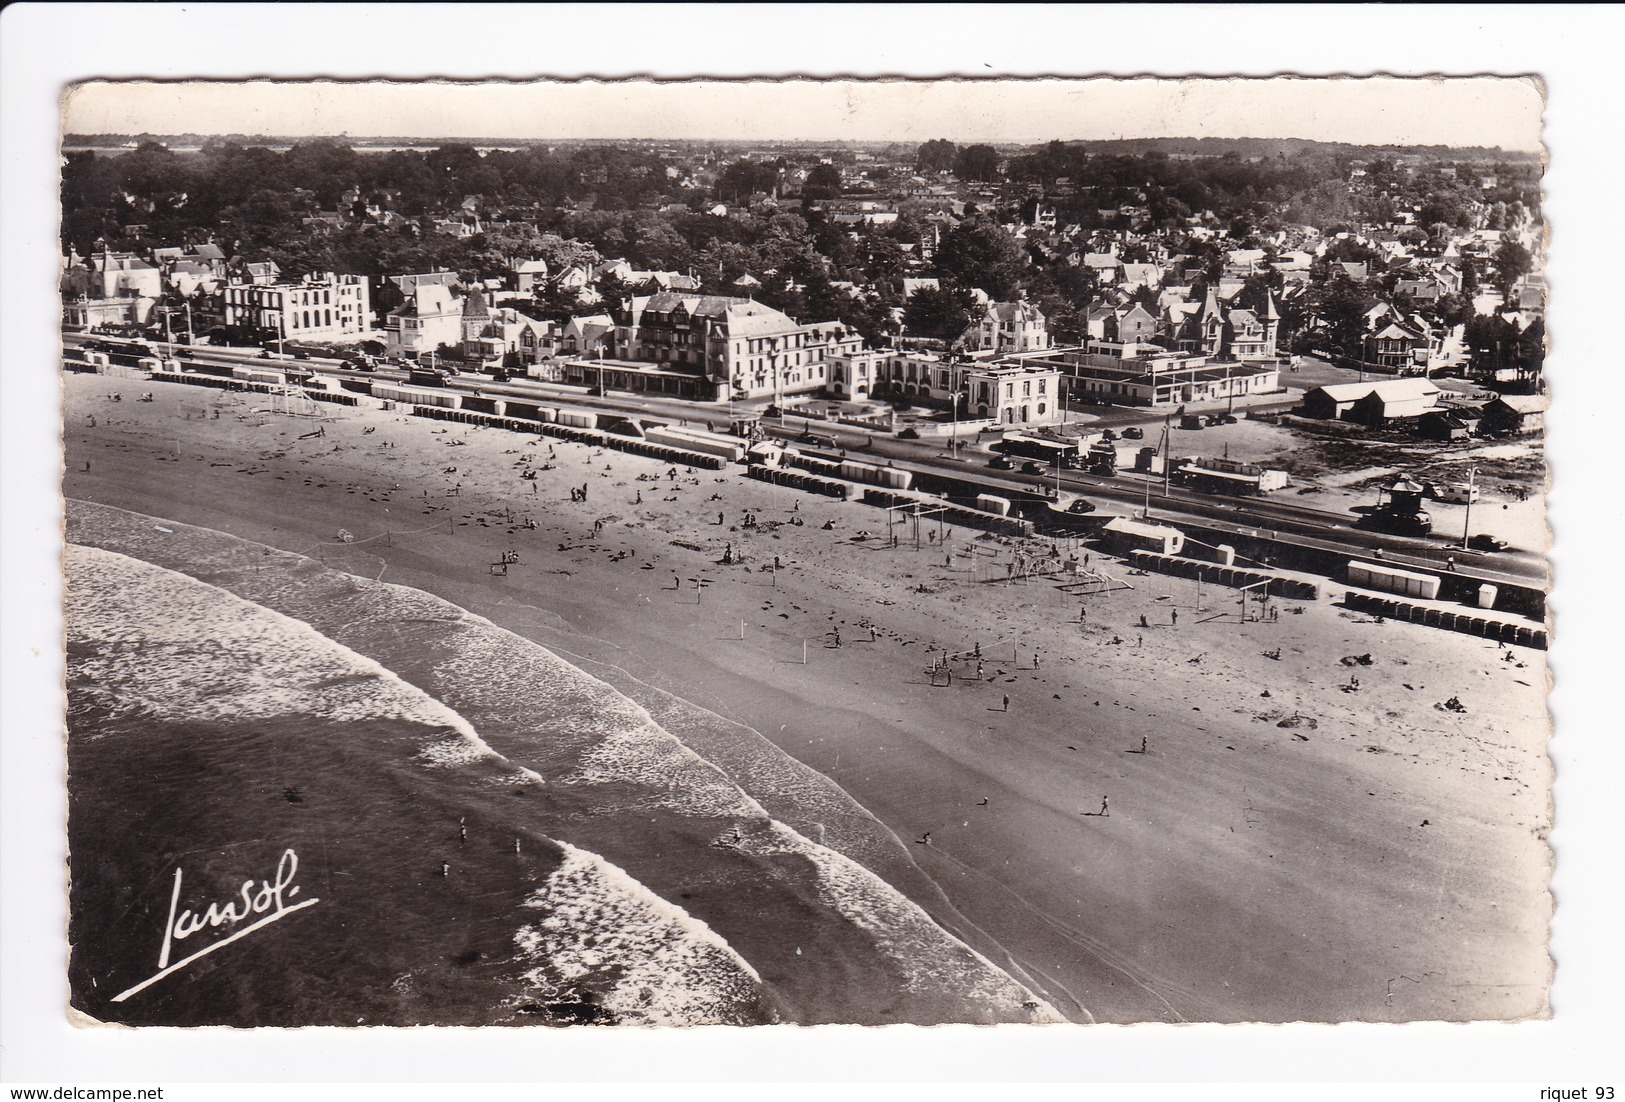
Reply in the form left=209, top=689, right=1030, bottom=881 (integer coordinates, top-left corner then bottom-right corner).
left=62, top=371, right=1553, bottom=1024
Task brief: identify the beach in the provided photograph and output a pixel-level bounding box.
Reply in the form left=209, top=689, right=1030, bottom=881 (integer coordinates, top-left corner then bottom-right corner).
left=62, top=371, right=1553, bottom=1024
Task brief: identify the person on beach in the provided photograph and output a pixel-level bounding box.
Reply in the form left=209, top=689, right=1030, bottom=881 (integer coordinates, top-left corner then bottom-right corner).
left=1002, top=694, right=1010, bottom=711
left=1171, top=609, right=1178, bottom=626
left=1100, top=797, right=1109, bottom=817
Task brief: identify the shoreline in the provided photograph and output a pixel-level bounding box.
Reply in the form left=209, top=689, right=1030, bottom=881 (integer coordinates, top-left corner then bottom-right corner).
left=62, top=371, right=1553, bottom=1023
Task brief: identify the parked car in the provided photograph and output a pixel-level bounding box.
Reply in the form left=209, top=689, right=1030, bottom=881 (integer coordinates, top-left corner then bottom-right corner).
left=896, top=427, right=921, bottom=440
left=1067, top=499, right=1097, bottom=515
left=1101, top=428, right=1118, bottom=441
left=1122, top=426, right=1145, bottom=440
left=1021, top=460, right=1047, bottom=475
left=799, top=433, right=837, bottom=449
left=1467, top=534, right=1509, bottom=552
left=1179, top=414, right=1204, bottom=430
left=989, top=455, right=1014, bottom=470
left=1210, top=413, right=1238, bottom=425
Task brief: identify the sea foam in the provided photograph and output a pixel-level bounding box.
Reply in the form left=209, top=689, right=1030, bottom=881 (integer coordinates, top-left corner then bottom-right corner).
left=66, top=544, right=543, bottom=785
left=513, top=841, right=768, bottom=1026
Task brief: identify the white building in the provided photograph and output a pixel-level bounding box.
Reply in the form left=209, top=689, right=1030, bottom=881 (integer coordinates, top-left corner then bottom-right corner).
left=223, top=272, right=371, bottom=343
left=874, top=351, right=1065, bottom=427
left=964, top=300, right=1050, bottom=354
left=383, top=283, right=463, bottom=356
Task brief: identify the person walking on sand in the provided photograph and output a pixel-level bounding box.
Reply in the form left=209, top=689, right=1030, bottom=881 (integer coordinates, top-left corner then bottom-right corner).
left=1099, top=796, right=1109, bottom=817
left=1171, top=609, right=1178, bottom=627
left=1002, top=694, right=1010, bottom=712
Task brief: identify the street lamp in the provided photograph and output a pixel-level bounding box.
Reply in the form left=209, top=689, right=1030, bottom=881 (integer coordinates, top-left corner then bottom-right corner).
left=1461, top=465, right=1477, bottom=551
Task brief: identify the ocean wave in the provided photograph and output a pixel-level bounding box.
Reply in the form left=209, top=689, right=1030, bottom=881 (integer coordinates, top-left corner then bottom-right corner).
left=65, top=544, right=543, bottom=786
left=513, top=841, right=769, bottom=1026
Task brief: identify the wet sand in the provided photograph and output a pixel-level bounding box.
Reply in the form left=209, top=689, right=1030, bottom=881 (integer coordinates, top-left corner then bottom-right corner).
left=62, top=373, right=1553, bottom=1023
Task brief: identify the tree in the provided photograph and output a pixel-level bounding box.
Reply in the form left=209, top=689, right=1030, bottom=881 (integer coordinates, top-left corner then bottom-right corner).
left=801, top=164, right=843, bottom=201
left=935, top=216, right=1028, bottom=300
left=1492, top=240, right=1533, bottom=296
left=718, top=160, right=772, bottom=204
left=902, top=283, right=979, bottom=343
left=916, top=139, right=957, bottom=175
left=1306, top=272, right=1372, bottom=362
left=531, top=275, right=584, bottom=322
left=954, top=144, right=1002, bottom=183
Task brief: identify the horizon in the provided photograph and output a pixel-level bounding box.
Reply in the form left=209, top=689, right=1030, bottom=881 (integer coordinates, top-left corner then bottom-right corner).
left=61, top=132, right=1527, bottom=153
left=60, top=78, right=1546, bottom=153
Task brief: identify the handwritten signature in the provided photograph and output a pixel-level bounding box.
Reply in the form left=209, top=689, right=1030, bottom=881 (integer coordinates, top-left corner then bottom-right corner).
left=113, top=848, right=319, bottom=1003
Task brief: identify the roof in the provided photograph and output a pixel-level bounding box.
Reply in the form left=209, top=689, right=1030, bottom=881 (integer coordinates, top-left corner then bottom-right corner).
left=1309, top=378, right=1442, bottom=403
left=987, top=300, right=1042, bottom=323
left=1103, top=517, right=1182, bottom=540
left=1488, top=394, right=1548, bottom=414
left=393, top=284, right=458, bottom=318
left=1371, top=321, right=1425, bottom=340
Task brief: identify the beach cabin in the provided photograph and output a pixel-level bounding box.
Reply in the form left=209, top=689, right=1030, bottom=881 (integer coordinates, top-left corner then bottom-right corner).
left=1347, top=560, right=1442, bottom=601
left=1101, top=516, right=1185, bottom=556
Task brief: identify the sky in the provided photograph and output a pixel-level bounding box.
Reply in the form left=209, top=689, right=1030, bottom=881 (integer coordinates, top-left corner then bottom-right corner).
left=61, top=76, right=1545, bottom=151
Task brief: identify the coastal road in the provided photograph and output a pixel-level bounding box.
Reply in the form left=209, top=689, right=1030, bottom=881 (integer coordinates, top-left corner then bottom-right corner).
left=64, top=335, right=1547, bottom=587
